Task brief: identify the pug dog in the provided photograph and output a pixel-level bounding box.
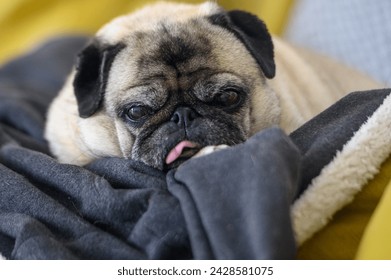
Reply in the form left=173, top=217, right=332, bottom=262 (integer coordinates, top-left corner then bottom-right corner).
left=45, top=1, right=381, bottom=170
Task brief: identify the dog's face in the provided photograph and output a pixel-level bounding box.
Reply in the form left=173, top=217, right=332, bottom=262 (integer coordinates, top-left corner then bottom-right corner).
left=71, top=2, right=280, bottom=170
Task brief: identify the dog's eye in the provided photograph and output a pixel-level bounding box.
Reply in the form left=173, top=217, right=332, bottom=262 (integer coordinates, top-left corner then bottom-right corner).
left=125, top=105, right=151, bottom=121
left=214, top=91, right=240, bottom=107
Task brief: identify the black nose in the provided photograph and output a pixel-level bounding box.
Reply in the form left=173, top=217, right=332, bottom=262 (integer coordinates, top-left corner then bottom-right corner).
left=170, top=107, right=198, bottom=128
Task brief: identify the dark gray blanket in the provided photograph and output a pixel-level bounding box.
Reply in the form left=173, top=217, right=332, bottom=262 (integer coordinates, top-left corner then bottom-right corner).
left=0, top=36, right=389, bottom=259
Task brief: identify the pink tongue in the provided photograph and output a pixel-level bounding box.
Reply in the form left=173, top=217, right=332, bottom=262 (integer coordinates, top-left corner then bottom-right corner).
left=165, top=141, right=197, bottom=165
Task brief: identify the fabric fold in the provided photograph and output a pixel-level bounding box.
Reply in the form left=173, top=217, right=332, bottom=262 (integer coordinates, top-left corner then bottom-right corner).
left=168, top=128, right=300, bottom=259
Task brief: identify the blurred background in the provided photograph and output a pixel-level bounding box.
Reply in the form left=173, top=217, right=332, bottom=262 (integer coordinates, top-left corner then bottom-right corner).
left=0, top=0, right=390, bottom=83
left=0, top=0, right=293, bottom=64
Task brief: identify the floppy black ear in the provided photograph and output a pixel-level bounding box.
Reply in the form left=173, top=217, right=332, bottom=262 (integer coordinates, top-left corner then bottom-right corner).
left=73, top=40, right=125, bottom=118
left=209, top=10, right=275, bottom=79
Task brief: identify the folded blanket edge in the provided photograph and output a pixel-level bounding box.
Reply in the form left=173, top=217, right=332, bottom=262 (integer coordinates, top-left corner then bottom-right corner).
left=292, top=90, right=391, bottom=245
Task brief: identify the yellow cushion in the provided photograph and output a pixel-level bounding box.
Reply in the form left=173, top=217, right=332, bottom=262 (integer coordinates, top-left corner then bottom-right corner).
left=297, top=156, right=391, bottom=259
left=0, top=0, right=293, bottom=64
left=356, top=166, right=391, bottom=259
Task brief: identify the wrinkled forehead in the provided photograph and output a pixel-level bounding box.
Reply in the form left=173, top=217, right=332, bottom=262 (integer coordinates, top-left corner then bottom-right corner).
left=124, top=21, right=214, bottom=79
left=97, top=2, right=262, bottom=90
left=108, top=19, right=260, bottom=90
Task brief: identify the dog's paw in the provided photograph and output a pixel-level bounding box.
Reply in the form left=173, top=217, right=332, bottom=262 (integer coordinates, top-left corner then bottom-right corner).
left=193, top=145, right=229, bottom=158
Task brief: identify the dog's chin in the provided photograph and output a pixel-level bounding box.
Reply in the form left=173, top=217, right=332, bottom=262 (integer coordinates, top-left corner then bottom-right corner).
left=163, top=146, right=201, bottom=171
left=164, top=157, right=189, bottom=170
left=133, top=120, right=247, bottom=171
left=134, top=143, right=202, bottom=171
